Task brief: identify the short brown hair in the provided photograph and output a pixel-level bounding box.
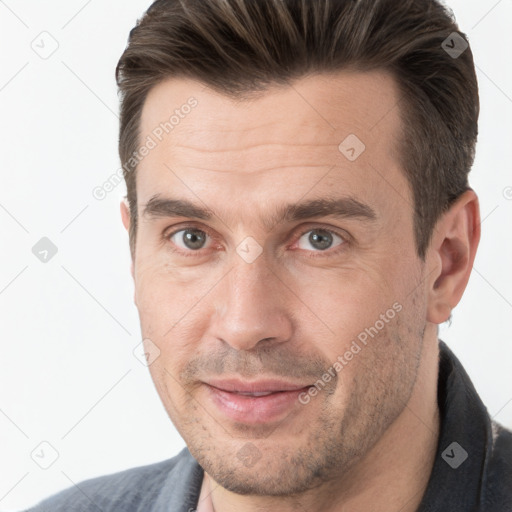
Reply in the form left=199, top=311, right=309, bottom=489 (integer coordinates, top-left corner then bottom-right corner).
left=116, top=0, right=479, bottom=261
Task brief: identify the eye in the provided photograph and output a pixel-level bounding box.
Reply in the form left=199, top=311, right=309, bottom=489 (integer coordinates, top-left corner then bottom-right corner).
left=169, top=228, right=211, bottom=251
left=296, top=228, right=345, bottom=252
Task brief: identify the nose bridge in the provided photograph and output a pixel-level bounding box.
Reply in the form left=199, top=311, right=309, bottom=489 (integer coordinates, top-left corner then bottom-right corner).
left=212, top=253, right=292, bottom=351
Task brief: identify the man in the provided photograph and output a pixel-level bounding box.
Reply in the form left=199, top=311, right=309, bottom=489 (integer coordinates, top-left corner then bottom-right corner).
left=26, top=0, right=512, bottom=510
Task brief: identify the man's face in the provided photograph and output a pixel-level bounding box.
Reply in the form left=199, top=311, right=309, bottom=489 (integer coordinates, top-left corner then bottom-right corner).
left=129, top=71, right=429, bottom=495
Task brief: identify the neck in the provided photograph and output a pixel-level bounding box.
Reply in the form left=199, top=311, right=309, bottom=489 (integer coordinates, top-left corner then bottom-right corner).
left=202, top=330, right=440, bottom=512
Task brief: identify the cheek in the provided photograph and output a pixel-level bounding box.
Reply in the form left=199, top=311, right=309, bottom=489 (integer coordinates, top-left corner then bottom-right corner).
left=327, top=294, right=423, bottom=415
left=147, top=362, right=190, bottom=432
left=134, top=262, right=217, bottom=372
left=292, top=255, right=423, bottom=377
left=293, top=266, right=398, bottom=336
left=134, top=258, right=212, bottom=329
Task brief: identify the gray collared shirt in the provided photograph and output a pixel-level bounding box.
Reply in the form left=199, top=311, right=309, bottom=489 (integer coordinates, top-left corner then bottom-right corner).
left=25, top=341, right=512, bottom=511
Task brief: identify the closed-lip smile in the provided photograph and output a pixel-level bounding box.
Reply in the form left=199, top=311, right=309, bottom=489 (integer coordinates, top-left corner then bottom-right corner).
left=203, top=377, right=312, bottom=424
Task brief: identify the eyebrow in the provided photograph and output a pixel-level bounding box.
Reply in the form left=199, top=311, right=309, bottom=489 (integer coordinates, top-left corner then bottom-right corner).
left=142, top=195, right=377, bottom=229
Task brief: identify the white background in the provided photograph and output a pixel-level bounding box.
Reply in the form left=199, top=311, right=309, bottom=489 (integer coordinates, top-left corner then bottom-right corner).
left=0, top=1, right=511, bottom=510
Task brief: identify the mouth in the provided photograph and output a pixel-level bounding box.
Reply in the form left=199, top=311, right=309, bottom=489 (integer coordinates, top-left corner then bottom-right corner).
left=233, top=391, right=281, bottom=396
left=203, top=378, right=311, bottom=424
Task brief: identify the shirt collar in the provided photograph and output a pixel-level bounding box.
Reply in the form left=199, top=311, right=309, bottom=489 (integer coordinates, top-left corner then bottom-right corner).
left=417, top=339, right=492, bottom=510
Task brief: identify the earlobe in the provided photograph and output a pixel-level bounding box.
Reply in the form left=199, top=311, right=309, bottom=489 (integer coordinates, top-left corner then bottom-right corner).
left=426, top=190, right=481, bottom=324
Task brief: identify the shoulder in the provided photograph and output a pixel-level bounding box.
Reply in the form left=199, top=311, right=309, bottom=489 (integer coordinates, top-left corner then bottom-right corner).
left=483, top=421, right=512, bottom=510
left=24, top=447, right=202, bottom=512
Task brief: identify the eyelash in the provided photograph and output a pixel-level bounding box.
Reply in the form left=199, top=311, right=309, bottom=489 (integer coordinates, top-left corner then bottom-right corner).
left=163, top=224, right=349, bottom=258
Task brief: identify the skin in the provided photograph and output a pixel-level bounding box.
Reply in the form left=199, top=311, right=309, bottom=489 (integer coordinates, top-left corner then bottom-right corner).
left=120, top=70, right=480, bottom=512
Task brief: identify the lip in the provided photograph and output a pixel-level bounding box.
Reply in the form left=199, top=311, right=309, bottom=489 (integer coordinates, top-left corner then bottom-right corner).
left=205, top=378, right=310, bottom=393
left=203, top=378, right=311, bottom=424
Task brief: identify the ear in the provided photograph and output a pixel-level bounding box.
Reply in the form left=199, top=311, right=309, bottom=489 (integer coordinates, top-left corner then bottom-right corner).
left=426, top=189, right=481, bottom=324
left=120, top=198, right=135, bottom=282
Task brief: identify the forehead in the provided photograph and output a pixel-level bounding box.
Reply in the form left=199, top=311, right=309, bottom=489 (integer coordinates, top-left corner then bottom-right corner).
left=136, top=70, right=410, bottom=223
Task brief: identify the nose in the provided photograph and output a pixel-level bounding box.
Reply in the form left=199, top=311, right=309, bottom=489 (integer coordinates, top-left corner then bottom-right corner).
left=210, top=254, right=293, bottom=352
